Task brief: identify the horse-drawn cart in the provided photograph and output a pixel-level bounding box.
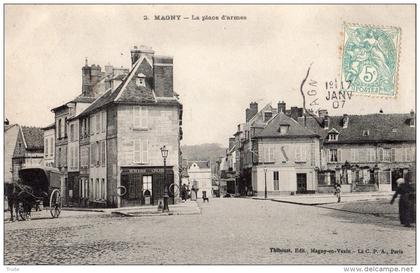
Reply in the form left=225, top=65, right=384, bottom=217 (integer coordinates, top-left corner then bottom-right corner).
left=11, top=167, right=63, bottom=220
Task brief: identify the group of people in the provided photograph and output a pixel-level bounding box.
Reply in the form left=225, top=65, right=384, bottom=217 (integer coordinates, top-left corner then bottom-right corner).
left=181, top=184, right=198, bottom=202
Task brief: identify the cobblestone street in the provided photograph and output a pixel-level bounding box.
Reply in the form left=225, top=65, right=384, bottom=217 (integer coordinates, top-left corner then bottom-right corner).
left=4, top=198, right=415, bottom=265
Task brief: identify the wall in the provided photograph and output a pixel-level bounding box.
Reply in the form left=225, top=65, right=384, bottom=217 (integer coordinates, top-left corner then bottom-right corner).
left=67, top=119, right=79, bottom=172
left=43, top=128, right=55, bottom=167
left=116, top=104, right=181, bottom=206
left=89, top=110, right=107, bottom=201
left=4, top=125, right=19, bottom=183
left=257, top=137, right=320, bottom=168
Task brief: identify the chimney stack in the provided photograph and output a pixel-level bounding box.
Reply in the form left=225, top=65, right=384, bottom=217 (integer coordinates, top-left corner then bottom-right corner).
left=246, top=102, right=258, bottom=122
left=323, top=115, right=330, bottom=129
left=153, top=55, right=173, bottom=97
left=319, top=109, right=329, bottom=118
left=290, top=107, right=303, bottom=121
left=278, top=101, right=286, bottom=113
left=130, top=45, right=155, bottom=66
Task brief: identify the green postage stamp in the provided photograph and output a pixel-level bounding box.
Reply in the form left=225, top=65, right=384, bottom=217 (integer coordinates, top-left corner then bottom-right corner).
left=341, top=23, right=401, bottom=97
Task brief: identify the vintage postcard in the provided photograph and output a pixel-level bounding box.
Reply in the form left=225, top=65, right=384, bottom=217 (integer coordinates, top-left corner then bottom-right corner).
left=2, top=4, right=416, bottom=270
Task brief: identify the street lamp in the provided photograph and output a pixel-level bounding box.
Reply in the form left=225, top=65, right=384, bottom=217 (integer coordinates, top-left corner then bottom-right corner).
left=161, top=145, right=169, bottom=212
left=264, top=167, right=268, bottom=199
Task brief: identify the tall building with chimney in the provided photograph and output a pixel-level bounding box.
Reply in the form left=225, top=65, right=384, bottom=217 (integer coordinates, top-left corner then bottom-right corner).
left=75, top=46, right=183, bottom=207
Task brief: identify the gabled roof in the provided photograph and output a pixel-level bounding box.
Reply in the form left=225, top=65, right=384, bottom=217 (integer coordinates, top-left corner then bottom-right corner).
left=300, top=113, right=415, bottom=143
left=249, top=104, right=277, bottom=127
left=77, top=55, right=180, bottom=117
left=21, top=126, right=44, bottom=151
left=254, top=112, right=319, bottom=139
left=188, top=161, right=210, bottom=169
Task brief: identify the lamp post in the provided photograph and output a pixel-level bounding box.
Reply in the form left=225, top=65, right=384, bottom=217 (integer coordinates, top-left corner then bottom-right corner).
left=264, top=167, right=268, bottom=199
left=161, top=145, right=169, bottom=212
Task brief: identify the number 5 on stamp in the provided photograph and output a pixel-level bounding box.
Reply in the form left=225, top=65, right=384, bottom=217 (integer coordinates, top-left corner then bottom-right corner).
left=341, top=23, right=401, bottom=97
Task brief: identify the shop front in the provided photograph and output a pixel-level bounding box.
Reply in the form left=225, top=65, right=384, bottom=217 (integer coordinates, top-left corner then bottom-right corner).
left=120, top=166, right=174, bottom=207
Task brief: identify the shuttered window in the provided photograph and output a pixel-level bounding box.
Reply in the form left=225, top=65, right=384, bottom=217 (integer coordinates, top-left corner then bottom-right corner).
left=133, top=139, right=148, bottom=163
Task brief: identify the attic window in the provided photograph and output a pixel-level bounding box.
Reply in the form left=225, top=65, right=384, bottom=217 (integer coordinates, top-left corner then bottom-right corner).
left=279, top=124, right=289, bottom=135
left=136, top=73, right=146, bottom=87
left=327, top=128, right=339, bottom=141
left=392, top=128, right=398, bottom=133
left=362, top=130, right=370, bottom=136
left=264, top=112, right=273, bottom=122
left=328, top=134, right=338, bottom=141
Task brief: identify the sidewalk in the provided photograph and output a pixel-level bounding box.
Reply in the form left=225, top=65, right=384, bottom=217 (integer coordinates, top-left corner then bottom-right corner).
left=253, top=191, right=394, bottom=206
left=107, top=200, right=201, bottom=217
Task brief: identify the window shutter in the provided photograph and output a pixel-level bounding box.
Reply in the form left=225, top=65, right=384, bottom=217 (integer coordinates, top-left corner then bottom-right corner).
left=75, top=146, right=79, bottom=168
left=142, top=140, right=148, bottom=163
left=295, top=146, right=300, bottom=161
left=337, top=149, right=342, bottom=163
left=134, top=140, right=141, bottom=162
left=102, top=112, right=106, bottom=133
left=102, top=141, right=106, bottom=166
left=391, top=148, right=396, bottom=162
left=378, top=148, right=383, bottom=162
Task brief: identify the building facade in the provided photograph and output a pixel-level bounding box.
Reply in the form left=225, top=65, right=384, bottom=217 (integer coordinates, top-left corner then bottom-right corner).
left=75, top=46, right=183, bottom=208
left=187, top=161, right=212, bottom=199
left=302, top=111, right=416, bottom=193
left=251, top=112, right=320, bottom=196
left=224, top=101, right=414, bottom=195
left=43, top=123, right=55, bottom=167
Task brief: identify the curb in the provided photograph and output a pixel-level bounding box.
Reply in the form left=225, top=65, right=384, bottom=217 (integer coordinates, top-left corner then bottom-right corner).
left=61, top=208, right=106, bottom=213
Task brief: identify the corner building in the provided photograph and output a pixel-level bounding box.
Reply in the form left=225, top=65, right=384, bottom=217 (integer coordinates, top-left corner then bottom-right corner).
left=77, top=46, right=183, bottom=207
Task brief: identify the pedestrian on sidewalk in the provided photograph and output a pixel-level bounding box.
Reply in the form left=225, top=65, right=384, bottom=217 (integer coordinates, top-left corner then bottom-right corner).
left=334, top=183, right=341, bottom=203
left=390, top=178, right=413, bottom=227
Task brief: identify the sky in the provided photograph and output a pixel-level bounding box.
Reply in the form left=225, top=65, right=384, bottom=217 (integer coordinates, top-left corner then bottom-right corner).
left=4, top=5, right=415, bottom=146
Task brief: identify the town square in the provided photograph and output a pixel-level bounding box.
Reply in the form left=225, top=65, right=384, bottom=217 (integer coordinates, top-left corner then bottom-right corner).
left=2, top=4, right=417, bottom=269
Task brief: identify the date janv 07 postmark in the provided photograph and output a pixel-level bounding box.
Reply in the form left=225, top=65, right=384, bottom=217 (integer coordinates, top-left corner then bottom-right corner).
left=341, top=23, right=401, bottom=97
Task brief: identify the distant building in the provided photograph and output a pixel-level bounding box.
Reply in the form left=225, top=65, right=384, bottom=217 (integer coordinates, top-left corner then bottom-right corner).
left=12, top=126, right=44, bottom=182
left=187, top=161, right=212, bottom=199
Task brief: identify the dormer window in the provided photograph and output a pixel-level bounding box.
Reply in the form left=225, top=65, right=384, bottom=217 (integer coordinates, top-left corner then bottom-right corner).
left=264, top=111, right=273, bottom=122
left=136, top=73, right=146, bottom=87
left=362, top=130, right=370, bottom=136
left=342, top=114, right=349, bottom=129
left=279, top=124, right=289, bottom=135
left=392, top=128, right=398, bottom=133
left=327, top=128, right=339, bottom=141
left=328, top=134, right=338, bottom=141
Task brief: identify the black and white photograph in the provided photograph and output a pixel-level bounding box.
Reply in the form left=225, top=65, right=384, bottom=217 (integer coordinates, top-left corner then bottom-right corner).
left=2, top=3, right=417, bottom=270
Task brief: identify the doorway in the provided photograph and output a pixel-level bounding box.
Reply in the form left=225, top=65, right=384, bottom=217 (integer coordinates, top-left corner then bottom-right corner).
left=296, top=173, right=307, bottom=194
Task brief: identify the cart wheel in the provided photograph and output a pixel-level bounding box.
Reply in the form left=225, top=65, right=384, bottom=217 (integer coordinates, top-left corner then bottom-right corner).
left=49, top=189, right=62, bottom=218
left=17, top=202, right=29, bottom=221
